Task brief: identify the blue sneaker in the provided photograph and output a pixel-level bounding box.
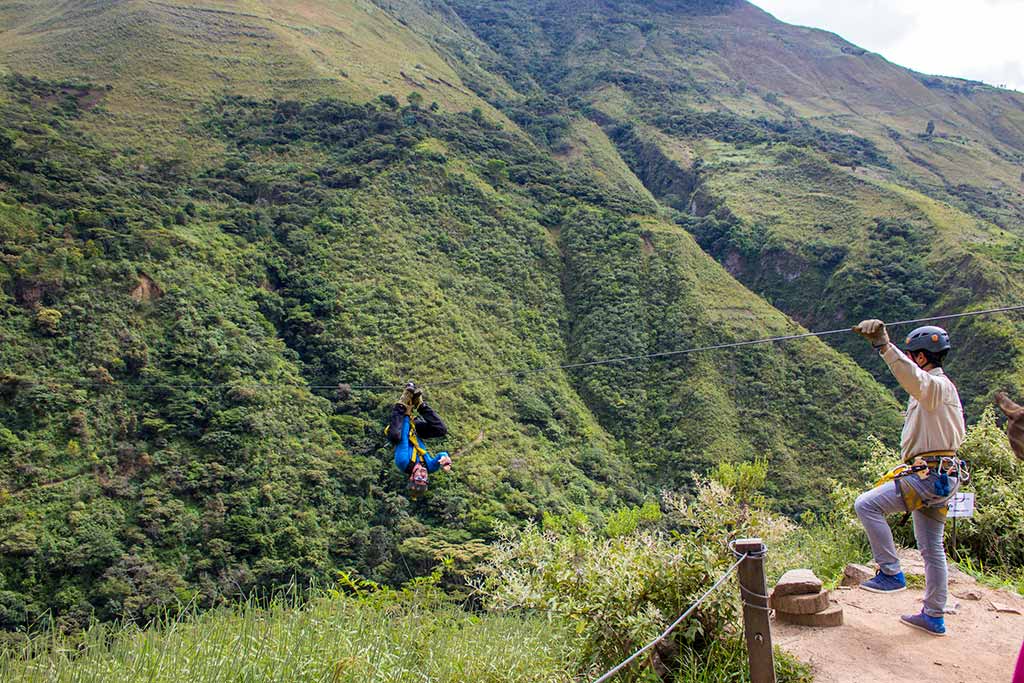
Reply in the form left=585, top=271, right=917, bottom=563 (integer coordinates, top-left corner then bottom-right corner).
left=860, top=570, right=906, bottom=593
left=900, top=611, right=946, bottom=636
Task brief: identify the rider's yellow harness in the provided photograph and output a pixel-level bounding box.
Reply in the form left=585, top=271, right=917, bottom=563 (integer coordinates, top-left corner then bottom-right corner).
left=384, top=413, right=430, bottom=468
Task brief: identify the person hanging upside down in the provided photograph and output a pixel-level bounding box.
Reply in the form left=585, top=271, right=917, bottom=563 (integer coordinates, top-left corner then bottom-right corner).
left=852, top=320, right=966, bottom=637
left=385, top=382, right=451, bottom=495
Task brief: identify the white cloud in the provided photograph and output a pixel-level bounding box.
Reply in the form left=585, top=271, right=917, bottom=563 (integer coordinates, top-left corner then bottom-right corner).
left=757, top=0, right=919, bottom=48
left=753, top=0, right=1024, bottom=92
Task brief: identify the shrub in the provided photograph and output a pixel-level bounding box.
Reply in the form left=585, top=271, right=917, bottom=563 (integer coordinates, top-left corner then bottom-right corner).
left=950, top=407, right=1024, bottom=567
left=476, top=473, right=795, bottom=681
left=33, top=307, right=61, bottom=335
left=479, top=520, right=735, bottom=679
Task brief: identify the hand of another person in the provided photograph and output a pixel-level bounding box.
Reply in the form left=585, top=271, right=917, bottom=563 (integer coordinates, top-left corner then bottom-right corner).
left=996, top=392, right=1024, bottom=461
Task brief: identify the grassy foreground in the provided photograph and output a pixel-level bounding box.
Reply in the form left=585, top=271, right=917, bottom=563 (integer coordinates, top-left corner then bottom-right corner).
left=0, top=590, right=575, bottom=683
left=0, top=588, right=817, bottom=683
left=2, top=413, right=1018, bottom=683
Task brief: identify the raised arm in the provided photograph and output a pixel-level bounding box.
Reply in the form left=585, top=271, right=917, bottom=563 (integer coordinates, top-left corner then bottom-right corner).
left=853, top=318, right=941, bottom=409
left=880, top=345, right=942, bottom=409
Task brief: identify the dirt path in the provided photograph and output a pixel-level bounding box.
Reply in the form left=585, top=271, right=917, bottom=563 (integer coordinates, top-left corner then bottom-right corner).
left=775, top=551, right=1023, bottom=683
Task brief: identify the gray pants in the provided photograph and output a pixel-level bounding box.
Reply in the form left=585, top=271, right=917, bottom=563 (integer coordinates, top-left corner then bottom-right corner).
left=854, top=482, right=947, bottom=617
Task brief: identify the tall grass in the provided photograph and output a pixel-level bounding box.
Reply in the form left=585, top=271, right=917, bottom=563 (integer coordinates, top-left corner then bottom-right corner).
left=0, top=588, right=575, bottom=683
left=953, top=554, right=1024, bottom=596
left=676, top=638, right=812, bottom=683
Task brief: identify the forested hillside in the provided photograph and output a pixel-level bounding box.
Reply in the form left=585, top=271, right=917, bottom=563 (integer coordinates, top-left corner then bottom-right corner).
left=0, top=0, right=1020, bottom=633
left=427, top=0, right=1024, bottom=414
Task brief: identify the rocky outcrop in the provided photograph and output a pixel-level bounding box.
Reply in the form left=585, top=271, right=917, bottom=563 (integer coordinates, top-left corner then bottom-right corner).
left=130, top=272, right=163, bottom=302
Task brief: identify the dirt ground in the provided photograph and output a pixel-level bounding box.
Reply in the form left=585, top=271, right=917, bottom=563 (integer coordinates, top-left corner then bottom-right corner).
left=774, top=550, right=1024, bottom=683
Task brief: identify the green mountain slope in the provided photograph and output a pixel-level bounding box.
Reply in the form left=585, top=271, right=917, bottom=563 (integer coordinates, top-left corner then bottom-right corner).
left=3, top=0, right=1000, bottom=631
left=0, top=66, right=900, bottom=628
left=0, top=0, right=510, bottom=157
left=438, top=0, right=1024, bottom=415
left=0, top=75, right=642, bottom=628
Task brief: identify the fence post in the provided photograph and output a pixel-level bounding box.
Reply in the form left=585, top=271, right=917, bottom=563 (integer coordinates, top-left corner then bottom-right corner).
left=735, top=537, right=775, bottom=683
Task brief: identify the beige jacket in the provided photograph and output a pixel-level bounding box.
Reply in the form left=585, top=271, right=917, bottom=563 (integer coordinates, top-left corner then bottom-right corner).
left=880, top=344, right=966, bottom=462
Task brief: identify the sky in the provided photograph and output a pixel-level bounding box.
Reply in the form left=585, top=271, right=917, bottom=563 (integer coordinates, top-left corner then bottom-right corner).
left=752, top=0, right=1024, bottom=93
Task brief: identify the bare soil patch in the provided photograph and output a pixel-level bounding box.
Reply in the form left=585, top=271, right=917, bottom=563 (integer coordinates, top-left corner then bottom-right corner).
left=775, top=551, right=1023, bottom=682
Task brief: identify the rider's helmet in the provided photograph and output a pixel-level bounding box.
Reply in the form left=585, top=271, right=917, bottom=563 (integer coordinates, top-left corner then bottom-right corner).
left=902, top=326, right=951, bottom=353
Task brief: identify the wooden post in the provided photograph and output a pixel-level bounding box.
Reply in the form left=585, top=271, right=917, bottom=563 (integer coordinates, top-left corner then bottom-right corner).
left=735, top=537, right=775, bottom=683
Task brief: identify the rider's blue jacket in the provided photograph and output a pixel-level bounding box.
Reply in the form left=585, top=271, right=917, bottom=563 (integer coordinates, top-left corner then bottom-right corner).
left=387, top=403, right=448, bottom=473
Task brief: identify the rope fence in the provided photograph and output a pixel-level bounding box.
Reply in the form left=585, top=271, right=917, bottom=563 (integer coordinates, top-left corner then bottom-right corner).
left=590, top=550, right=750, bottom=683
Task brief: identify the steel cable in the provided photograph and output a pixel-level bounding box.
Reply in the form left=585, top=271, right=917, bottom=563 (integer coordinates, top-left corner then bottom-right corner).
left=19, top=303, right=1024, bottom=392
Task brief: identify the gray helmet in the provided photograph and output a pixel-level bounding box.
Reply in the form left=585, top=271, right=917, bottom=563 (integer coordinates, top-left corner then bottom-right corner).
left=903, top=326, right=951, bottom=353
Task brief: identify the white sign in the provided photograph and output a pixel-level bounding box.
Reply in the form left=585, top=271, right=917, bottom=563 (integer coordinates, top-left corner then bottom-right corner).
left=947, top=492, right=975, bottom=518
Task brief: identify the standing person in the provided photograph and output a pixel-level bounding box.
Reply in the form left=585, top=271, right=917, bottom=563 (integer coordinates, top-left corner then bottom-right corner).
left=386, top=382, right=451, bottom=495
left=851, top=320, right=966, bottom=636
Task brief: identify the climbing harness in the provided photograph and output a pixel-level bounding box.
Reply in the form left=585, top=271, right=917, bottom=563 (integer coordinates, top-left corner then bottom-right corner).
left=875, top=452, right=970, bottom=524
left=407, top=418, right=432, bottom=470
left=384, top=412, right=434, bottom=466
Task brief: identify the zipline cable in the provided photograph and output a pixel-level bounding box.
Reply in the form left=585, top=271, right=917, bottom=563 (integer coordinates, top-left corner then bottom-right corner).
left=23, top=303, right=1024, bottom=392
left=418, top=304, right=1024, bottom=389
left=590, top=553, right=747, bottom=683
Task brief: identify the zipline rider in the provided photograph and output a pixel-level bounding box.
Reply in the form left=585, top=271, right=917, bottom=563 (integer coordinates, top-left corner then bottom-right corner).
left=852, top=319, right=966, bottom=637
left=385, top=382, right=452, bottom=496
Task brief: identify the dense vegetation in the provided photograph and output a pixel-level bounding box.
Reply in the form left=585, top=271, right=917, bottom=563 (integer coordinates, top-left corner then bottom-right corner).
left=2, top=1, right=1024, bottom=678
left=5, top=413, right=1020, bottom=681
left=0, top=71, right=900, bottom=633
left=440, top=0, right=1024, bottom=417
left=0, top=74, right=644, bottom=630
left=0, top=471, right=820, bottom=683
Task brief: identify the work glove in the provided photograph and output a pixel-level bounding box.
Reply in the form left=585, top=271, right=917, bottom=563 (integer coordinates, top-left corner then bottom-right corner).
left=995, top=392, right=1024, bottom=462
left=397, top=382, right=415, bottom=415
left=853, top=319, right=890, bottom=348
left=411, top=385, right=424, bottom=410
left=439, top=453, right=452, bottom=472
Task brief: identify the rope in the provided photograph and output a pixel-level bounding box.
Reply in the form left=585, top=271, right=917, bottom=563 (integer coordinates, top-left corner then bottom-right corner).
left=728, top=539, right=768, bottom=560
left=17, top=304, right=1024, bottom=392
left=739, top=585, right=773, bottom=612
left=739, top=585, right=770, bottom=601
left=589, top=554, right=746, bottom=683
